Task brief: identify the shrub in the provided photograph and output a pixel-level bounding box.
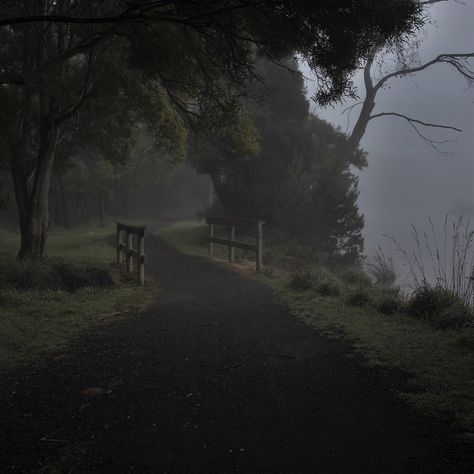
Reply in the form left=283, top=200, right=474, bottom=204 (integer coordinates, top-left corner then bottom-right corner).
left=309, top=268, right=343, bottom=297
left=262, top=247, right=286, bottom=266
left=316, top=280, right=341, bottom=297
left=1, top=259, right=114, bottom=292
left=5, top=260, right=58, bottom=290
left=346, top=289, right=371, bottom=307
left=365, top=247, right=397, bottom=287
left=390, top=216, right=474, bottom=307
left=407, top=285, right=473, bottom=329
left=340, top=269, right=372, bottom=288
left=56, top=264, right=114, bottom=291
left=288, top=270, right=313, bottom=291
left=376, top=293, right=403, bottom=315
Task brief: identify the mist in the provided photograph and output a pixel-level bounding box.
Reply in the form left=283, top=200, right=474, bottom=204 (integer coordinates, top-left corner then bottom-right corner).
left=1, top=2, right=474, bottom=472
left=302, top=1, right=474, bottom=286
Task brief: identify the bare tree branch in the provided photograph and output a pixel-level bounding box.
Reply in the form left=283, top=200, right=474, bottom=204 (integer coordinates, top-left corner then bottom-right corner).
left=374, top=53, right=474, bottom=91
left=369, top=111, right=462, bottom=152
left=369, top=112, right=463, bottom=132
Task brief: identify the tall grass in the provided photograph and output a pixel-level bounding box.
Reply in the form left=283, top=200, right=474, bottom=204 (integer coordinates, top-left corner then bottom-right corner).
left=365, top=246, right=397, bottom=288
left=389, top=216, right=474, bottom=309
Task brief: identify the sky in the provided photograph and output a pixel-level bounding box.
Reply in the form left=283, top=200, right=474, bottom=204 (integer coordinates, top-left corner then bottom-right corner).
left=302, top=1, right=474, bottom=286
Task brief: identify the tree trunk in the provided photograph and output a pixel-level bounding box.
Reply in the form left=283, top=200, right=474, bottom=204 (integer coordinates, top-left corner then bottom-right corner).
left=348, top=51, right=377, bottom=150
left=348, top=90, right=376, bottom=149
left=10, top=4, right=61, bottom=259
left=12, top=118, right=59, bottom=259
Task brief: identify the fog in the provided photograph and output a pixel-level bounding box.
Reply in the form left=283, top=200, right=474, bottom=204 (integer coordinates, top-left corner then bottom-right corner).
left=303, top=1, right=474, bottom=285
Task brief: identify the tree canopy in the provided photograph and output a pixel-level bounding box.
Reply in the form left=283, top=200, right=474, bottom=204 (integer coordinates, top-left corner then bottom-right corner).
left=193, top=60, right=367, bottom=261
left=0, top=0, right=425, bottom=258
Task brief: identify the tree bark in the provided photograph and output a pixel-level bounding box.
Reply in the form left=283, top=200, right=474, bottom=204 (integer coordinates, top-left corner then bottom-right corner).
left=12, top=117, right=59, bottom=259
left=11, top=8, right=60, bottom=259
left=348, top=54, right=376, bottom=150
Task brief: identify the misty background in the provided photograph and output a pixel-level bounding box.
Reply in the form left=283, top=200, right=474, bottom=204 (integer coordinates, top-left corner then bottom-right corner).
left=302, top=1, right=474, bottom=286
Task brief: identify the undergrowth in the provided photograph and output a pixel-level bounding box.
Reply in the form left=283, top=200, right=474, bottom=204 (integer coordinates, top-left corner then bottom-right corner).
left=0, top=224, right=147, bottom=370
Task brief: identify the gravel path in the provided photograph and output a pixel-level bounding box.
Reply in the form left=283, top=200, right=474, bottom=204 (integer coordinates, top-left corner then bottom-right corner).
left=1, top=236, right=473, bottom=473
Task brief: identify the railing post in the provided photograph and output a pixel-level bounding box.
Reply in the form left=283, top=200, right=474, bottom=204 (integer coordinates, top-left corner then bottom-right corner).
left=209, top=223, right=214, bottom=257
left=138, top=229, right=145, bottom=286
left=256, top=220, right=263, bottom=272
left=116, top=224, right=122, bottom=265
left=228, top=225, right=235, bottom=263
left=126, top=230, right=133, bottom=273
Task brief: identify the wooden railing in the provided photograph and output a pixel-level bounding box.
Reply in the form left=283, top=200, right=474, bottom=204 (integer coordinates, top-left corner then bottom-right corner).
left=205, top=216, right=264, bottom=272
left=116, top=222, right=146, bottom=285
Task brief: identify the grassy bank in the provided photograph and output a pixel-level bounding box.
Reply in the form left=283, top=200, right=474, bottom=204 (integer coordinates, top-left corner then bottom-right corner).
left=158, top=221, right=474, bottom=432
left=0, top=223, right=149, bottom=371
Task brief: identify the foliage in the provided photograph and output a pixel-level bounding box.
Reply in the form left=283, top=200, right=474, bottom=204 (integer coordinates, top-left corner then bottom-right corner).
left=346, top=289, right=372, bottom=307
left=194, top=59, right=367, bottom=262
left=310, top=268, right=343, bottom=297
left=407, top=285, right=473, bottom=329
left=0, top=225, right=146, bottom=370
left=390, top=216, right=474, bottom=308
left=340, top=269, right=372, bottom=288
left=365, top=247, right=397, bottom=288
left=375, top=292, right=403, bottom=316
left=288, top=270, right=313, bottom=292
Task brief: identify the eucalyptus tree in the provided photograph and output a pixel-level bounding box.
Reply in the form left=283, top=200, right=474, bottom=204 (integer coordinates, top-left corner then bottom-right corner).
left=341, top=0, right=474, bottom=150
left=192, top=60, right=367, bottom=261
left=0, top=0, right=423, bottom=258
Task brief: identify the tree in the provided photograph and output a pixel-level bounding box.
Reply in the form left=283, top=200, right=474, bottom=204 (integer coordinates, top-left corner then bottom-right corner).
left=339, top=0, right=474, bottom=150
left=0, top=0, right=423, bottom=258
left=193, top=60, right=367, bottom=261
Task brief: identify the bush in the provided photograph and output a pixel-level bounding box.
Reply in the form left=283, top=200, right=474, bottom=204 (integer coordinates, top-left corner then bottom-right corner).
left=365, top=247, right=397, bottom=287
left=376, top=293, right=403, bottom=315
left=1, top=259, right=114, bottom=292
left=346, top=289, right=371, bottom=307
left=288, top=270, right=313, bottom=291
left=4, top=260, right=58, bottom=290
left=407, top=285, right=473, bottom=329
left=340, top=269, right=372, bottom=288
left=316, top=280, right=341, bottom=297
left=309, top=268, right=342, bottom=297
left=56, top=264, right=114, bottom=291
left=262, top=247, right=286, bottom=266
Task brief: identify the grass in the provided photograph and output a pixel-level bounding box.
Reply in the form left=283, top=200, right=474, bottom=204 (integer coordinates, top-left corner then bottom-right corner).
left=0, top=223, right=148, bottom=371
left=158, top=220, right=209, bottom=258
left=158, top=220, right=474, bottom=432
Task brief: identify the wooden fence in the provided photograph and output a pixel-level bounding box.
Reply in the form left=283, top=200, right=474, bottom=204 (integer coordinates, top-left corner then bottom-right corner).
left=116, top=222, right=146, bottom=285
left=205, top=216, right=264, bottom=272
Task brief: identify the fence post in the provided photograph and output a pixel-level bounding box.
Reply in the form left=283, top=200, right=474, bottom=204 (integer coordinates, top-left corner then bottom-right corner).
left=126, top=230, right=133, bottom=273
left=209, top=223, right=214, bottom=257
left=256, top=220, right=263, bottom=272
left=228, top=225, right=235, bottom=263
left=116, top=225, right=122, bottom=265
left=138, top=229, right=145, bottom=286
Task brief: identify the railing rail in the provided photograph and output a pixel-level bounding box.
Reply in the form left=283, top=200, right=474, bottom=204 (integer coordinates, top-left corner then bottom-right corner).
left=116, top=222, right=146, bottom=285
left=205, top=216, right=264, bottom=272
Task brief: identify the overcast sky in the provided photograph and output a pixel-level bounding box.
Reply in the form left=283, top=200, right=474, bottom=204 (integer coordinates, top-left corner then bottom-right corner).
left=302, top=1, right=474, bottom=283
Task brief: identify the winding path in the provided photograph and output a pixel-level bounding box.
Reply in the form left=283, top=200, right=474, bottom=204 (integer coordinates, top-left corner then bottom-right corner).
left=1, top=236, right=473, bottom=473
